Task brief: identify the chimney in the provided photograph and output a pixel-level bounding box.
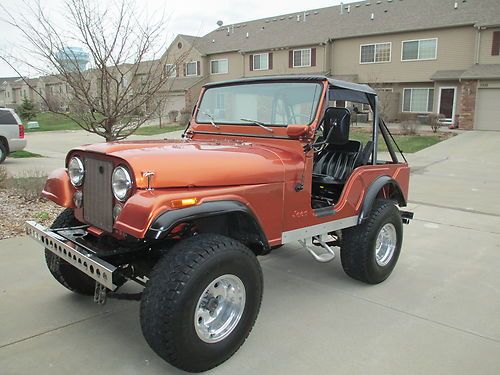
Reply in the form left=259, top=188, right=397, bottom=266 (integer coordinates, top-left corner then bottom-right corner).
left=297, top=14, right=300, bottom=22
left=340, top=2, right=344, bottom=14
left=370, top=13, right=374, bottom=20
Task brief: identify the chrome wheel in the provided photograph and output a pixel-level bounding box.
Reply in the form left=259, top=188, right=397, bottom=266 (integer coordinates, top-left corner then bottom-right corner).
left=194, top=274, right=246, bottom=343
left=375, top=223, right=397, bottom=266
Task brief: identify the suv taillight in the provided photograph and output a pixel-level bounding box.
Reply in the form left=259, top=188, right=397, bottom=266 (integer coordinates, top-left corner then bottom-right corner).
left=19, top=124, right=25, bottom=139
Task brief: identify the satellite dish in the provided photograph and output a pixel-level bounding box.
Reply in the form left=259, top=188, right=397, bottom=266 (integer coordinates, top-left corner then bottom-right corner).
left=217, top=20, right=223, bottom=27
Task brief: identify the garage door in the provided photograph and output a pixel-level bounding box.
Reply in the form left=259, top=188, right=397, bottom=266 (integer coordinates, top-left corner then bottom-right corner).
left=475, top=88, right=500, bottom=130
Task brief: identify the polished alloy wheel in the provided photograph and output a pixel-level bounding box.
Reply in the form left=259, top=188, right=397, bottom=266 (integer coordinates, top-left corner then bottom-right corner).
left=194, top=274, right=246, bottom=343
left=375, top=223, right=397, bottom=266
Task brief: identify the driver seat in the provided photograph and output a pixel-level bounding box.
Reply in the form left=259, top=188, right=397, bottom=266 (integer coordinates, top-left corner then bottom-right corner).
left=313, top=107, right=363, bottom=185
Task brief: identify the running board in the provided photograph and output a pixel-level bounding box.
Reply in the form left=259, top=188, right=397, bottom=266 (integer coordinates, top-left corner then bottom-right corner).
left=298, top=235, right=336, bottom=263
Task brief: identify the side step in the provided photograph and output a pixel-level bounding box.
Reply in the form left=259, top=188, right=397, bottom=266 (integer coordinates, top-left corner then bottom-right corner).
left=299, top=235, right=337, bottom=263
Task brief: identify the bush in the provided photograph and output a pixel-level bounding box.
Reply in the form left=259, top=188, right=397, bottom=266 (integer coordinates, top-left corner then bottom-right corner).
left=428, top=113, right=446, bottom=133
left=168, top=110, right=179, bottom=122
left=6, top=170, right=47, bottom=201
left=179, top=108, right=192, bottom=126
left=17, top=97, right=38, bottom=121
left=399, top=113, right=419, bottom=135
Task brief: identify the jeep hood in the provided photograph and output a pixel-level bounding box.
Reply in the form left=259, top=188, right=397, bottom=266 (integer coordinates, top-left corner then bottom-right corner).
left=74, top=140, right=286, bottom=188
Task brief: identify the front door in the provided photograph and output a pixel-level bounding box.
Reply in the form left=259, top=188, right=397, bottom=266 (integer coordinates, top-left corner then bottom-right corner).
left=439, top=87, right=456, bottom=122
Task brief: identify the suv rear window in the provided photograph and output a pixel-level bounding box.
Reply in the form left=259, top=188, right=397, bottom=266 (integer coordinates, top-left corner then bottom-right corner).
left=0, top=110, right=19, bottom=125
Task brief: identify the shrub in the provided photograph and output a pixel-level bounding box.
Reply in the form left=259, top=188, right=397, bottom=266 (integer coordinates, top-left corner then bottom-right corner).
left=6, top=170, right=47, bottom=201
left=399, top=113, right=419, bottom=135
left=428, top=113, right=446, bottom=133
left=168, top=110, right=179, bottom=122
left=179, top=108, right=192, bottom=126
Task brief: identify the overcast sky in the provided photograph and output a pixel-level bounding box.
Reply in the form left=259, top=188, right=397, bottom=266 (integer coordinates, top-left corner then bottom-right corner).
left=0, top=0, right=342, bottom=77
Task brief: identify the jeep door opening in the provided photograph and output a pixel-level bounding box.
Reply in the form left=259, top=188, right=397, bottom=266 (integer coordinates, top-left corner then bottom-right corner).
left=26, top=75, right=412, bottom=373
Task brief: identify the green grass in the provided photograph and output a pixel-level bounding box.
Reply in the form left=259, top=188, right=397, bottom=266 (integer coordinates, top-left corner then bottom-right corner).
left=134, top=124, right=186, bottom=135
left=350, top=129, right=443, bottom=154
left=25, top=112, right=82, bottom=132
left=9, top=150, right=43, bottom=158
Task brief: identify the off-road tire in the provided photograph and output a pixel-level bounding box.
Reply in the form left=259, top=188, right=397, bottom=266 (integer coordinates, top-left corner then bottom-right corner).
left=44, top=209, right=95, bottom=295
left=0, top=141, right=7, bottom=164
left=341, top=200, right=403, bottom=284
left=140, top=233, right=263, bottom=373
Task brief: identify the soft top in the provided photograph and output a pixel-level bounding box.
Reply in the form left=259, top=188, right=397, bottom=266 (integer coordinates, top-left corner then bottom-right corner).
left=203, top=75, right=376, bottom=96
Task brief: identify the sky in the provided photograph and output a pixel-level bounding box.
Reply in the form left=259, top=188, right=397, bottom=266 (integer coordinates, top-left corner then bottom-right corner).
left=0, top=0, right=342, bottom=77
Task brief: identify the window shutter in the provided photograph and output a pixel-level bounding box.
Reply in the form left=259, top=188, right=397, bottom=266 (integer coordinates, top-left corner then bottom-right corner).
left=289, top=50, right=293, bottom=68
left=269, top=53, right=273, bottom=69
left=176, top=64, right=179, bottom=77
left=196, top=61, right=201, bottom=75
left=311, top=48, right=316, bottom=66
left=492, top=31, right=500, bottom=56
left=249, top=54, right=254, bottom=71
left=183, top=63, right=187, bottom=76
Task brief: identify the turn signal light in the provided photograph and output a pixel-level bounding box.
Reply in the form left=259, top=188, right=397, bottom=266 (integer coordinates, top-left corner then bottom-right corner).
left=171, top=198, right=198, bottom=208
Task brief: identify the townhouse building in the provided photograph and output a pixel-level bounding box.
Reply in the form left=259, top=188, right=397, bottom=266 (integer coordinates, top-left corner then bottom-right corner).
left=160, top=0, right=500, bottom=130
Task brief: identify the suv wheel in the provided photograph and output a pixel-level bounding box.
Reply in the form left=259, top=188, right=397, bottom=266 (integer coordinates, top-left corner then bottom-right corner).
left=0, top=141, right=7, bottom=164
left=140, top=233, right=263, bottom=373
left=341, top=200, right=403, bottom=284
left=45, top=209, right=95, bottom=295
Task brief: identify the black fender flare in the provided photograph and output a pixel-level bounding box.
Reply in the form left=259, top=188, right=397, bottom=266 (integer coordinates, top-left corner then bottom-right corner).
left=146, top=200, right=268, bottom=249
left=358, top=176, right=406, bottom=224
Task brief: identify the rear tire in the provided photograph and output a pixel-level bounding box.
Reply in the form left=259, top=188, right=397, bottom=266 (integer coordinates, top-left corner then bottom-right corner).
left=140, top=233, right=263, bottom=373
left=45, top=209, right=95, bottom=295
left=0, top=141, right=7, bottom=164
left=341, top=200, right=403, bottom=284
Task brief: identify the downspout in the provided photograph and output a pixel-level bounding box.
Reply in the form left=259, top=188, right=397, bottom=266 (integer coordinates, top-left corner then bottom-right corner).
left=475, top=24, right=482, bottom=64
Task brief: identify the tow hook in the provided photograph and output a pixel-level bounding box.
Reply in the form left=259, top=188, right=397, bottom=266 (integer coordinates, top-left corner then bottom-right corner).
left=94, top=282, right=108, bottom=305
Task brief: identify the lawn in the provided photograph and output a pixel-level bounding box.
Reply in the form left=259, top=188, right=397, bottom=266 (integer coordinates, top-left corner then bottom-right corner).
left=135, top=124, right=186, bottom=135
left=25, top=112, right=82, bottom=132
left=9, top=150, right=43, bottom=158
left=350, top=129, right=445, bottom=153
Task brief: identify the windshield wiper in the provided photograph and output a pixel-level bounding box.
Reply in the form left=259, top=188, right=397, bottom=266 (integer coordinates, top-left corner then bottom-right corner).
left=240, top=118, right=274, bottom=133
left=201, top=111, right=220, bottom=129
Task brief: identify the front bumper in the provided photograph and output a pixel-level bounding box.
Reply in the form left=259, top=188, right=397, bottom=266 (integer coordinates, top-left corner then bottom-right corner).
left=25, top=221, right=118, bottom=290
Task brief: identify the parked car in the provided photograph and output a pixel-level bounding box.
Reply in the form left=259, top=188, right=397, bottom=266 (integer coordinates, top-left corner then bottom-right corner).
left=0, top=107, right=27, bottom=164
left=26, top=76, right=412, bottom=373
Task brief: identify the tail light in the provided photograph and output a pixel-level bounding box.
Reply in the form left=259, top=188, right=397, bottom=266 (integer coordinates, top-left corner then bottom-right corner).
left=19, top=124, right=25, bottom=139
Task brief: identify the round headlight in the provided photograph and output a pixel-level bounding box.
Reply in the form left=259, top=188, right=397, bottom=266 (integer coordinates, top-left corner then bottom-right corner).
left=112, top=166, right=132, bottom=201
left=68, top=157, right=85, bottom=187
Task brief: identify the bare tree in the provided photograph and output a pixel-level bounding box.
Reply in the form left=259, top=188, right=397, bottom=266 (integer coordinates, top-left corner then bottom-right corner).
left=0, top=0, right=187, bottom=141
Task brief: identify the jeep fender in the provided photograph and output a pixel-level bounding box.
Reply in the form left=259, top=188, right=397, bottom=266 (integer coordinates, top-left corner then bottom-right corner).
left=146, top=200, right=269, bottom=254
left=358, top=176, right=406, bottom=224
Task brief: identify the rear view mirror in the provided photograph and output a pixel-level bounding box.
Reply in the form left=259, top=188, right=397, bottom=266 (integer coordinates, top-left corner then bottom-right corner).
left=286, top=124, right=309, bottom=138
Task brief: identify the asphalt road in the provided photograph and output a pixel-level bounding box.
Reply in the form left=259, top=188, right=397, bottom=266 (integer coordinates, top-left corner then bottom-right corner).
left=1, top=131, right=499, bottom=374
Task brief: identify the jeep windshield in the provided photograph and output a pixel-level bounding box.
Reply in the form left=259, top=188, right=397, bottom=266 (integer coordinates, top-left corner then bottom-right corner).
left=196, top=82, right=322, bottom=127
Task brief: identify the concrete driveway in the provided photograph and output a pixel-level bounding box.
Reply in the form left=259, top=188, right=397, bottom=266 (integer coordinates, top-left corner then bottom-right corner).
left=1, top=131, right=499, bottom=374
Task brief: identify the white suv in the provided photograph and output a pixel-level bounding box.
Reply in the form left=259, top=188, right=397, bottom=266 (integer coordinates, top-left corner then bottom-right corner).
left=0, top=108, right=27, bottom=164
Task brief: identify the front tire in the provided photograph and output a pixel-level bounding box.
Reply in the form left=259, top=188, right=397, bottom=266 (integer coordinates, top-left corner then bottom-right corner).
left=341, top=200, right=403, bottom=284
left=44, top=209, right=95, bottom=295
left=140, top=233, right=263, bottom=373
left=0, top=142, right=7, bottom=164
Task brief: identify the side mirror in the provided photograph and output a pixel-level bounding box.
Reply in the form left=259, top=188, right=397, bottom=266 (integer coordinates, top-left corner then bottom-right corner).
left=286, top=124, right=309, bottom=138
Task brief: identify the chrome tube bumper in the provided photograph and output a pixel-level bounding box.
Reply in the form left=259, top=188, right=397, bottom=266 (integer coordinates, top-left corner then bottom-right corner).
left=25, top=221, right=118, bottom=290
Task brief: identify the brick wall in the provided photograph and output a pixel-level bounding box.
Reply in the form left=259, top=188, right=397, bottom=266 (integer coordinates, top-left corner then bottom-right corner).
left=458, top=80, right=477, bottom=130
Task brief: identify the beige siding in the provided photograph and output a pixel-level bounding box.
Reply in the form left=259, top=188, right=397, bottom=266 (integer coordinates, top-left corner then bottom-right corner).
left=163, top=35, right=204, bottom=77
left=207, top=52, right=244, bottom=82
left=478, top=28, right=500, bottom=64
left=332, top=27, right=476, bottom=83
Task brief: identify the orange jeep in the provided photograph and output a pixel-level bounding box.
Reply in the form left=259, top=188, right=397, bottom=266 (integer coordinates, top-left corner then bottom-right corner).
left=26, top=76, right=412, bottom=372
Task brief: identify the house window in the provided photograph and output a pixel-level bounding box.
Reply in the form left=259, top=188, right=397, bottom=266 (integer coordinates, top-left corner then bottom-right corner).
left=360, top=43, right=391, bottom=63
left=165, top=64, right=176, bottom=77
left=210, top=59, right=228, bottom=75
left=402, top=38, right=437, bottom=61
left=492, top=31, right=500, bottom=56
left=253, top=53, right=269, bottom=70
left=293, top=48, right=311, bottom=67
left=403, top=88, right=434, bottom=112
left=186, top=61, right=198, bottom=76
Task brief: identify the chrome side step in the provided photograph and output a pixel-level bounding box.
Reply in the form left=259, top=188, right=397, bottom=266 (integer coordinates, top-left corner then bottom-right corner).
left=25, top=221, right=118, bottom=290
left=298, top=235, right=337, bottom=263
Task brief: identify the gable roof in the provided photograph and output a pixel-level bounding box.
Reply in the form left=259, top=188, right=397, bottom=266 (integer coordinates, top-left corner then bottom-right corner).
left=180, top=0, right=500, bottom=55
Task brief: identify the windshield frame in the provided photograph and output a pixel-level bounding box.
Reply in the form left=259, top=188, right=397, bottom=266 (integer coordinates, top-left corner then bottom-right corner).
left=195, top=81, right=324, bottom=128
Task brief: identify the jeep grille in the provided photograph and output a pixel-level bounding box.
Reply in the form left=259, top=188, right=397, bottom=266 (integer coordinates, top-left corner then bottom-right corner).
left=83, top=157, right=114, bottom=232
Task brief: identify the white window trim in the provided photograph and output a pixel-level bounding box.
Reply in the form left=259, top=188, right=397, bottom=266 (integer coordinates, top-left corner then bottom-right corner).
left=185, top=61, right=198, bottom=76
left=359, top=42, right=392, bottom=64
left=210, top=59, right=228, bottom=75
left=402, top=87, right=434, bottom=113
left=401, top=38, right=438, bottom=62
left=165, top=64, right=177, bottom=77
left=292, top=48, right=312, bottom=68
left=253, top=53, right=269, bottom=71
left=437, top=86, right=457, bottom=121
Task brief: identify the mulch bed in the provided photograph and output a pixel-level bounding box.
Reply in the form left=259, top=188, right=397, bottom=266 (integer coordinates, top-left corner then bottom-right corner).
left=0, top=190, right=61, bottom=240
